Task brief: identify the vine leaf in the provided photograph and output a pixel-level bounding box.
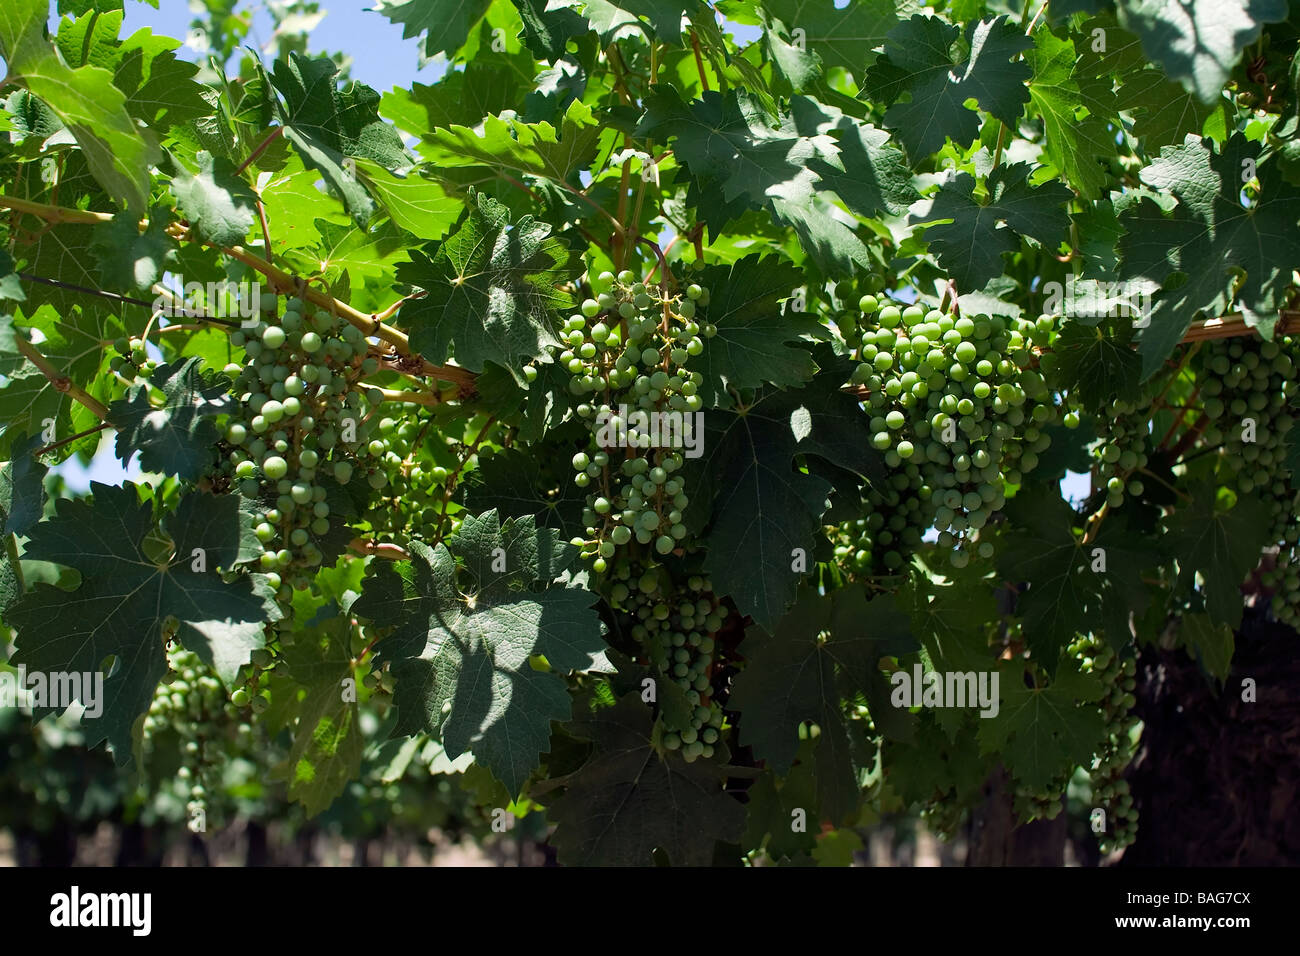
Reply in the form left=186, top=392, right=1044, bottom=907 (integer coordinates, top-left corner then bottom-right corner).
left=689, top=255, right=820, bottom=406
left=1179, top=613, right=1235, bottom=682
left=353, top=511, right=610, bottom=795
left=760, top=0, right=900, bottom=79
left=1164, top=482, right=1272, bottom=629
left=7, top=484, right=278, bottom=765
left=514, top=0, right=589, bottom=61
left=270, top=605, right=363, bottom=817
left=106, top=357, right=235, bottom=481
left=1117, top=0, right=1287, bottom=103
left=91, top=210, right=177, bottom=292
left=269, top=52, right=411, bottom=224
left=728, top=588, right=914, bottom=822
left=0, top=0, right=160, bottom=213
left=371, top=0, right=493, bottom=59
left=865, top=14, right=1032, bottom=161
left=1051, top=318, right=1142, bottom=410
left=686, top=368, right=882, bottom=631
left=912, top=163, right=1072, bottom=293
left=548, top=692, right=744, bottom=865
left=1119, top=134, right=1300, bottom=377
left=0, top=432, right=46, bottom=538
left=976, top=654, right=1106, bottom=791
left=396, top=190, right=574, bottom=382
left=171, top=150, right=259, bottom=248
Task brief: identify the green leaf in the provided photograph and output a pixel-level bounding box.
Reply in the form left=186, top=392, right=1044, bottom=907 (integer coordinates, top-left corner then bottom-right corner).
left=371, top=0, right=493, bottom=59
left=0, top=0, right=160, bottom=213
left=353, top=159, right=461, bottom=241
left=1051, top=318, right=1142, bottom=410
left=1117, top=0, right=1287, bottom=104
left=1164, top=482, right=1272, bottom=629
left=689, top=256, right=820, bottom=405
left=867, top=15, right=1032, bottom=160
left=742, top=747, right=820, bottom=861
left=1025, top=27, right=1118, bottom=198
left=976, top=654, right=1106, bottom=791
left=1119, top=135, right=1300, bottom=376
left=686, top=371, right=881, bottom=630
left=269, top=52, right=411, bottom=224
left=578, top=0, right=693, bottom=44
left=728, top=588, right=912, bottom=821
left=811, top=116, right=919, bottom=220
left=396, top=190, right=574, bottom=381
left=548, top=692, right=745, bottom=865
left=912, top=163, right=1072, bottom=293
left=996, top=483, right=1090, bottom=665
left=1179, top=612, right=1234, bottom=682
left=105, top=357, right=235, bottom=481
left=171, top=150, right=258, bottom=248
left=7, top=484, right=277, bottom=764
left=413, top=96, right=602, bottom=184
left=461, top=444, right=588, bottom=539
left=270, top=607, right=363, bottom=816
left=353, top=511, right=609, bottom=794
left=761, top=0, right=900, bottom=78
left=0, top=433, right=47, bottom=538
left=513, top=0, right=589, bottom=61
left=90, top=210, right=177, bottom=292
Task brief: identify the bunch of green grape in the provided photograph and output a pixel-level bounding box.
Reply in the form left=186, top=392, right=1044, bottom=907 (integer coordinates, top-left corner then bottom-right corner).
left=845, top=299, right=1057, bottom=568
left=832, top=477, right=929, bottom=577
left=1088, top=396, right=1155, bottom=510
left=1196, top=337, right=1300, bottom=623
left=363, top=414, right=453, bottom=540
left=142, top=647, right=251, bottom=832
left=558, top=267, right=716, bottom=571
left=604, top=558, right=726, bottom=761
left=108, top=335, right=156, bottom=382
left=217, top=293, right=388, bottom=596
left=1072, top=634, right=1140, bottom=853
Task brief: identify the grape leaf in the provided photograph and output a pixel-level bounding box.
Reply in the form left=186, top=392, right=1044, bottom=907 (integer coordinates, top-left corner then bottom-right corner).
left=0, top=432, right=47, bottom=537
left=1025, top=27, right=1118, bottom=198
left=976, top=654, right=1106, bottom=791
left=353, top=511, right=610, bottom=794
left=270, top=606, right=362, bottom=816
left=0, top=0, right=160, bottom=213
left=686, top=370, right=882, bottom=631
left=1164, top=482, right=1271, bottom=628
left=1051, top=318, right=1142, bottom=410
left=742, top=743, right=819, bottom=861
left=1117, top=0, right=1287, bottom=104
left=90, top=210, right=177, bottom=292
left=689, top=255, right=820, bottom=405
left=412, top=97, right=602, bottom=184
left=171, top=150, right=258, bottom=248
left=7, top=484, right=277, bottom=764
left=1119, top=134, right=1300, bottom=377
left=460, top=445, right=587, bottom=539
left=352, top=160, right=461, bottom=242
left=269, top=52, right=411, bottom=224
left=548, top=692, right=745, bottom=865
left=728, top=588, right=914, bottom=820
left=106, top=357, right=235, bottom=481
left=911, top=163, right=1072, bottom=294
left=1179, top=612, right=1234, bottom=682
left=513, top=0, right=589, bottom=61
left=996, top=483, right=1091, bottom=666
left=866, top=15, right=1032, bottom=160
left=760, top=0, right=900, bottom=78
left=396, top=190, right=574, bottom=382
left=371, top=0, right=493, bottom=59
left=578, top=0, right=693, bottom=44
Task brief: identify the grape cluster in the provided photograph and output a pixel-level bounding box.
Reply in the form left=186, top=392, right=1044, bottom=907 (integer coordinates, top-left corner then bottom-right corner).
left=1071, top=634, right=1140, bottom=853
left=216, top=292, right=388, bottom=596
left=109, top=336, right=155, bottom=382
left=556, top=268, right=715, bottom=571
left=1195, top=337, right=1300, bottom=624
left=142, top=648, right=249, bottom=832
left=1088, top=396, right=1155, bottom=510
left=362, top=415, right=455, bottom=540
left=604, top=558, right=726, bottom=761
left=842, top=300, right=1057, bottom=570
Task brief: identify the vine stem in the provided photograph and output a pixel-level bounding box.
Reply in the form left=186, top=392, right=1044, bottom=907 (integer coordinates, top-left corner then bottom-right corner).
left=33, top=421, right=112, bottom=456
left=691, top=32, right=710, bottom=92
left=4, top=534, right=24, bottom=594
left=347, top=538, right=409, bottom=561
left=12, top=334, right=112, bottom=421
left=372, top=387, right=444, bottom=407
left=235, top=126, right=285, bottom=176
left=0, top=194, right=477, bottom=391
